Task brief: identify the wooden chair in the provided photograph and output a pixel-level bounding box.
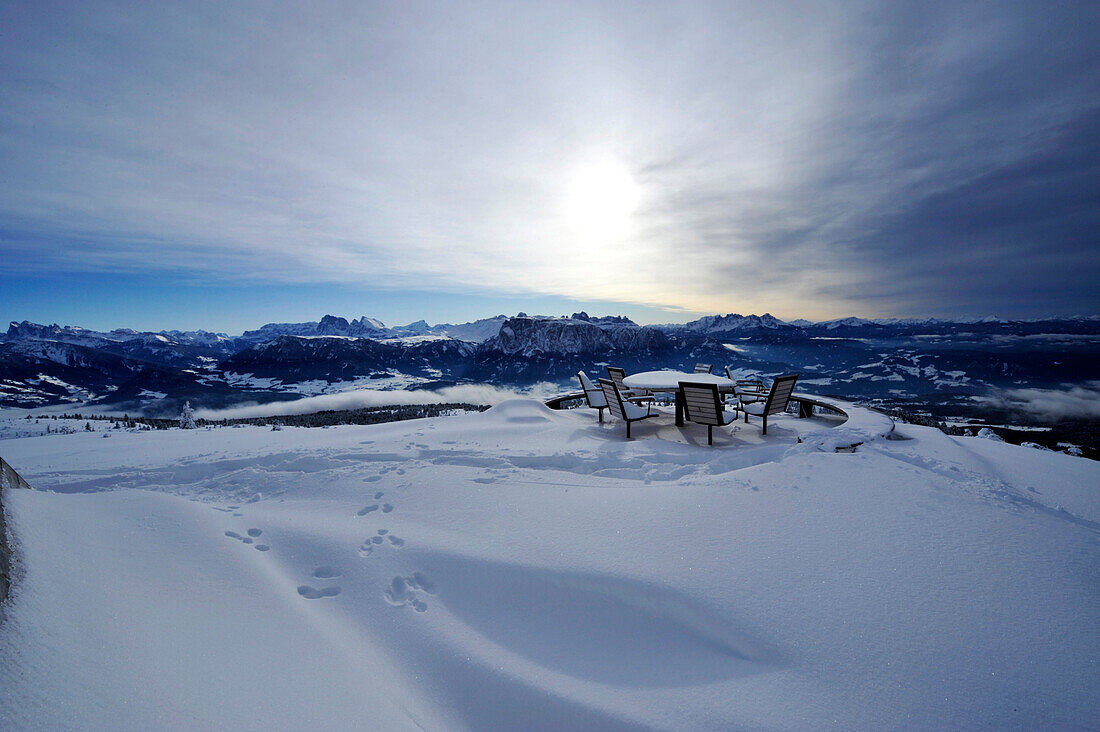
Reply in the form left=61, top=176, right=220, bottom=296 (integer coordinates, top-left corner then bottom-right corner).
left=577, top=371, right=608, bottom=422
left=724, top=367, right=765, bottom=398
left=741, top=374, right=799, bottom=435
left=606, top=366, right=653, bottom=403
left=678, top=382, right=741, bottom=445
left=598, top=378, right=658, bottom=439
left=693, top=363, right=713, bottom=374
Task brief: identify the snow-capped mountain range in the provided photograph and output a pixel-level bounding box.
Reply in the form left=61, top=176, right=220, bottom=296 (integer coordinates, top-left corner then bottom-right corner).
left=1, top=313, right=1098, bottom=431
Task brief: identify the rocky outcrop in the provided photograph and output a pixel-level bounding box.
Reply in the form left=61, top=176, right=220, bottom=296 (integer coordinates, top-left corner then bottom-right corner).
left=1, top=457, right=33, bottom=606
left=238, top=315, right=390, bottom=344
left=0, top=486, right=8, bottom=605
left=479, top=316, right=668, bottom=357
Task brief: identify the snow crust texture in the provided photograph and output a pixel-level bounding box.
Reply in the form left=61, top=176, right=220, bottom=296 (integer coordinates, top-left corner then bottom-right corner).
left=0, top=402, right=1097, bottom=729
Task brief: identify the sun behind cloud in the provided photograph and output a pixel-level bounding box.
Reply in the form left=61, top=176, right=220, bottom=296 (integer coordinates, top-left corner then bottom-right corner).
left=563, top=161, right=641, bottom=244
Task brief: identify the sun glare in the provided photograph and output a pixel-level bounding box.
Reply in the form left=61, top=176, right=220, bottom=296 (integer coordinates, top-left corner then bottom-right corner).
left=564, top=162, right=641, bottom=243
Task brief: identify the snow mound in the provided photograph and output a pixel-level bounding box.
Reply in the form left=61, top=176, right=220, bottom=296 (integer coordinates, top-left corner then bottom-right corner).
left=483, top=398, right=559, bottom=424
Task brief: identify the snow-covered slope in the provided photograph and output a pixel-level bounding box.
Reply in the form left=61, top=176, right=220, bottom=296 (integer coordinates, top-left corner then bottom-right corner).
left=434, top=315, right=508, bottom=343
left=0, top=402, right=1096, bottom=729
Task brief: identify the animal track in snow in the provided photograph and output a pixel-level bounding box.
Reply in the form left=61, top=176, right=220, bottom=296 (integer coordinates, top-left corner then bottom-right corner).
left=254, top=544, right=270, bottom=552
left=311, top=566, right=340, bottom=579
left=383, top=572, right=435, bottom=612
left=363, top=475, right=382, bottom=483
left=247, top=528, right=262, bottom=537
left=375, top=492, right=384, bottom=499
left=357, top=504, right=379, bottom=515
left=382, top=503, right=394, bottom=513
left=297, top=585, right=340, bottom=600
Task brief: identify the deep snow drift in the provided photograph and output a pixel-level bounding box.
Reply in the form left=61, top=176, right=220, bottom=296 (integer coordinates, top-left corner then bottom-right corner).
left=0, top=401, right=1097, bottom=729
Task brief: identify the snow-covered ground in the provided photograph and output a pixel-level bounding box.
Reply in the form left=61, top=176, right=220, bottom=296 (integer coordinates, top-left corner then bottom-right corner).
left=0, top=401, right=1097, bottom=729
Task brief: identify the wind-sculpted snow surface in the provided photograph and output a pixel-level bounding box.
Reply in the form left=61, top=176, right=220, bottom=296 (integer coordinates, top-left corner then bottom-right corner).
left=0, top=402, right=1097, bottom=729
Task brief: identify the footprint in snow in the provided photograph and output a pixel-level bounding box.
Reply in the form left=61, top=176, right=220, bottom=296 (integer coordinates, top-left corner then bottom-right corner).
left=298, top=585, right=340, bottom=600
left=311, top=566, right=340, bottom=579
left=382, top=504, right=394, bottom=513
left=358, top=529, right=403, bottom=556
left=384, top=572, right=436, bottom=612
left=357, top=504, right=379, bottom=515
left=227, top=528, right=269, bottom=550
left=374, top=492, right=384, bottom=499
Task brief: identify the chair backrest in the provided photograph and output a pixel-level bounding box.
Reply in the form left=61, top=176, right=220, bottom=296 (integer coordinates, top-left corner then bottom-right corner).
left=693, top=363, right=712, bottom=374
left=606, top=366, right=629, bottom=392
left=763, top=374, right=799, bottom=415
left=736, top=378, right=766, bottom=395
left=578, top=371, right=606, bottom=408
left=598, top=378, right=627, bottom=421
left=678, top=382, right=724, bottom=426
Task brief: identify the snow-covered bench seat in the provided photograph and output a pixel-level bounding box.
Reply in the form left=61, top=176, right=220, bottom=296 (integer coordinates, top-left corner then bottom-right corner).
left=788, top=394, right=895, bottom=451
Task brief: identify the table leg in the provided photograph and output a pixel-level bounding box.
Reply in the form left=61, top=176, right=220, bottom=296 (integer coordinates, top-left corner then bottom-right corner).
left=675, top=389, right=685, bottom=427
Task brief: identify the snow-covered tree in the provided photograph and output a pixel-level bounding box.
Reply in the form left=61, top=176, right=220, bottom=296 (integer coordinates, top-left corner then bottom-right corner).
left=180, top=401, right=197, bottom=429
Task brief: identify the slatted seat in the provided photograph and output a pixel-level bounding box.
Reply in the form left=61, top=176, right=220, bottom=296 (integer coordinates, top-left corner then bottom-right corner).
left=577, top=371, right=607, bottom=422
left=741, top=374, right=799, bottom=435
left=677, top=381, right=741, bottom=445
left=693, top=363, right=713, bottom=374
left=606, top=366, right=653, bottom=403
left=599, top=378, right=658, bottom=439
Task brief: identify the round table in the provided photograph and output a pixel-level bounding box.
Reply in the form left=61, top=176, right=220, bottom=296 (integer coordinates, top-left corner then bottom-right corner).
left=623, top=370, right=735, bottom=426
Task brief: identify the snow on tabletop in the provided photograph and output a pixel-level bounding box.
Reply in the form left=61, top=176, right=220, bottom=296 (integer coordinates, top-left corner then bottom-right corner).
left=0, top=400, right=1096, bottom=730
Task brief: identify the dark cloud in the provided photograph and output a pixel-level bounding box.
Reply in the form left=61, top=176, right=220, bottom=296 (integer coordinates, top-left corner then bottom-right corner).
left=1, top=1, right=1097, bottom=320
left=829, top=107, right=1100, bottom=316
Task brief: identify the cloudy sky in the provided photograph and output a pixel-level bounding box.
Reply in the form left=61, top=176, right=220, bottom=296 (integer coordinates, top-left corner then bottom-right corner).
left=2, top=0, right=1097, bottom=332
